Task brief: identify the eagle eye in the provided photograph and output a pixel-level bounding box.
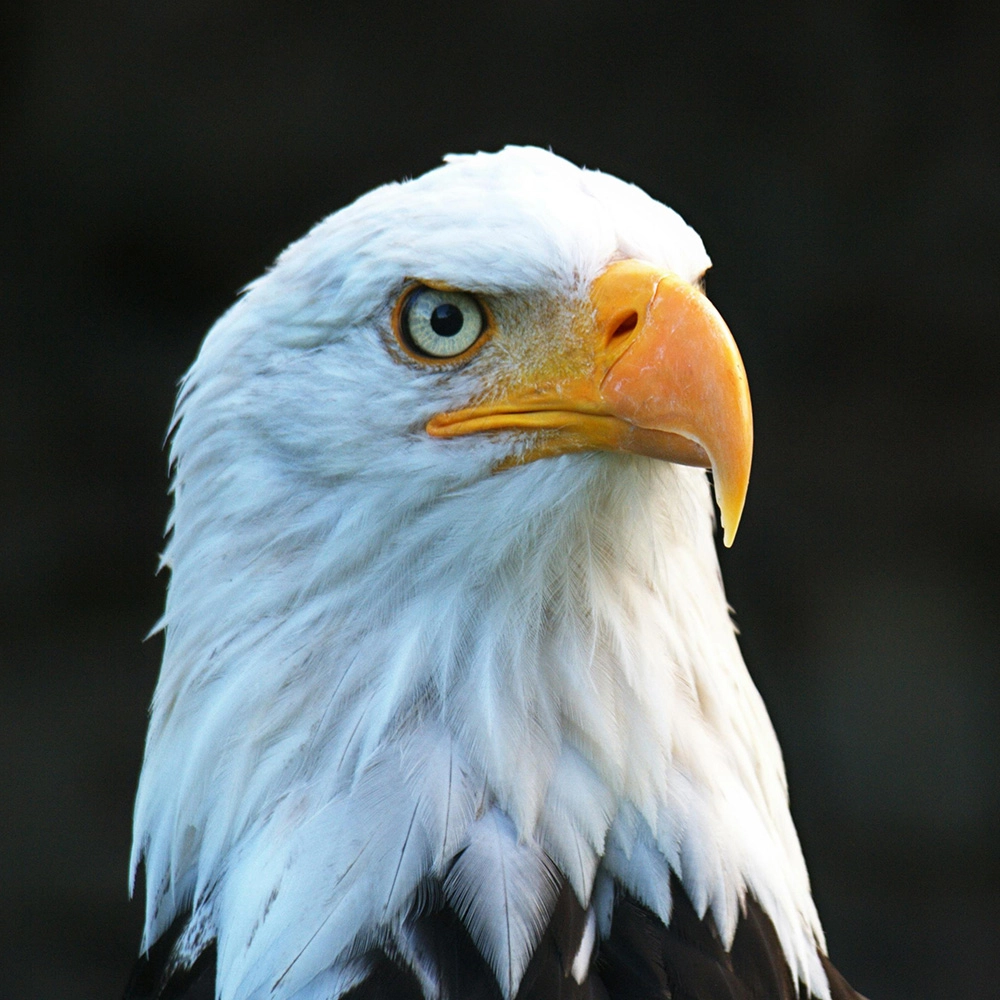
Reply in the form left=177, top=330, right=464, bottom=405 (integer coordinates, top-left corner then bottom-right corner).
left=398, top=286, right=486, bottom=359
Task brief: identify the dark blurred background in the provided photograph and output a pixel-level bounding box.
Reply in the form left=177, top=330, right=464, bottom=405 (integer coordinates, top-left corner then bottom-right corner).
left=2, top=2, right=997, bottom=997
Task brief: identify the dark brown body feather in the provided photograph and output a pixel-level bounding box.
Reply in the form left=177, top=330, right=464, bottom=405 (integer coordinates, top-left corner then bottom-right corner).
left=124, top=874, right=865, bottom=1000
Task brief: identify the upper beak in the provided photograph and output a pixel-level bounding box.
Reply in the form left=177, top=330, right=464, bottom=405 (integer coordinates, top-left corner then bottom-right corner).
left=426, top=259, right=753, bottom=546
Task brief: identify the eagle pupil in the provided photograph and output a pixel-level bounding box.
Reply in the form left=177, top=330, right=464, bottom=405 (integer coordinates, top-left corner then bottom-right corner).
left=430, top=303, right=464, bottom=337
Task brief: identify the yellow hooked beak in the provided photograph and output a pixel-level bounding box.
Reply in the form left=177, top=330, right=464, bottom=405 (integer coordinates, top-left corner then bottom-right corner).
left=426, top=260, right=753, bottom=546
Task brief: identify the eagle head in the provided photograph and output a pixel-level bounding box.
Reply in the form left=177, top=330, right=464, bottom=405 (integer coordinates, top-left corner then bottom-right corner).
left=128, top=147, right=852, bottom=1000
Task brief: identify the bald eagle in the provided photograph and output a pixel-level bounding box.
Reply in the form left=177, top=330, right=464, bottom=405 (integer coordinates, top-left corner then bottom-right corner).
left=125, top=148, right=865, bottom=1000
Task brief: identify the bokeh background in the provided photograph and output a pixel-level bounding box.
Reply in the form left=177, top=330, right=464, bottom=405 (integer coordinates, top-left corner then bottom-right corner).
left=3, top=2, right=997, bottom=997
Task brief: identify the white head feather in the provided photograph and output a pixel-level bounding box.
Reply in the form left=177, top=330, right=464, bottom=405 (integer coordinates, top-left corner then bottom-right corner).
left=131, top=146, right=828, bottom=1000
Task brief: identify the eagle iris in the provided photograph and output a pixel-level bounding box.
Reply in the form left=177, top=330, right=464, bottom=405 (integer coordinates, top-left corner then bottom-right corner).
left=400, top=286, right=485, bottom=358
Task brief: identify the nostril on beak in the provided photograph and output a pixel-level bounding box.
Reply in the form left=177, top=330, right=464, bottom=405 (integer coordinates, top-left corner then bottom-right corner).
left=610, top=311, right=638, bottom=341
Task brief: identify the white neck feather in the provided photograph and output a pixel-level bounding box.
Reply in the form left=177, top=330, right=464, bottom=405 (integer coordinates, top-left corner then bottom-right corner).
left=133, top=417, right=828, bottom=998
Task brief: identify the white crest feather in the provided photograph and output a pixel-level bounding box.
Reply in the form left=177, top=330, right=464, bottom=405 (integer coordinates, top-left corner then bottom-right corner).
left=602, top=805, right=674, bottom=926
left=536, top=745, right=615, bottom=905
left=443, top=808, right=560, bottom=999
